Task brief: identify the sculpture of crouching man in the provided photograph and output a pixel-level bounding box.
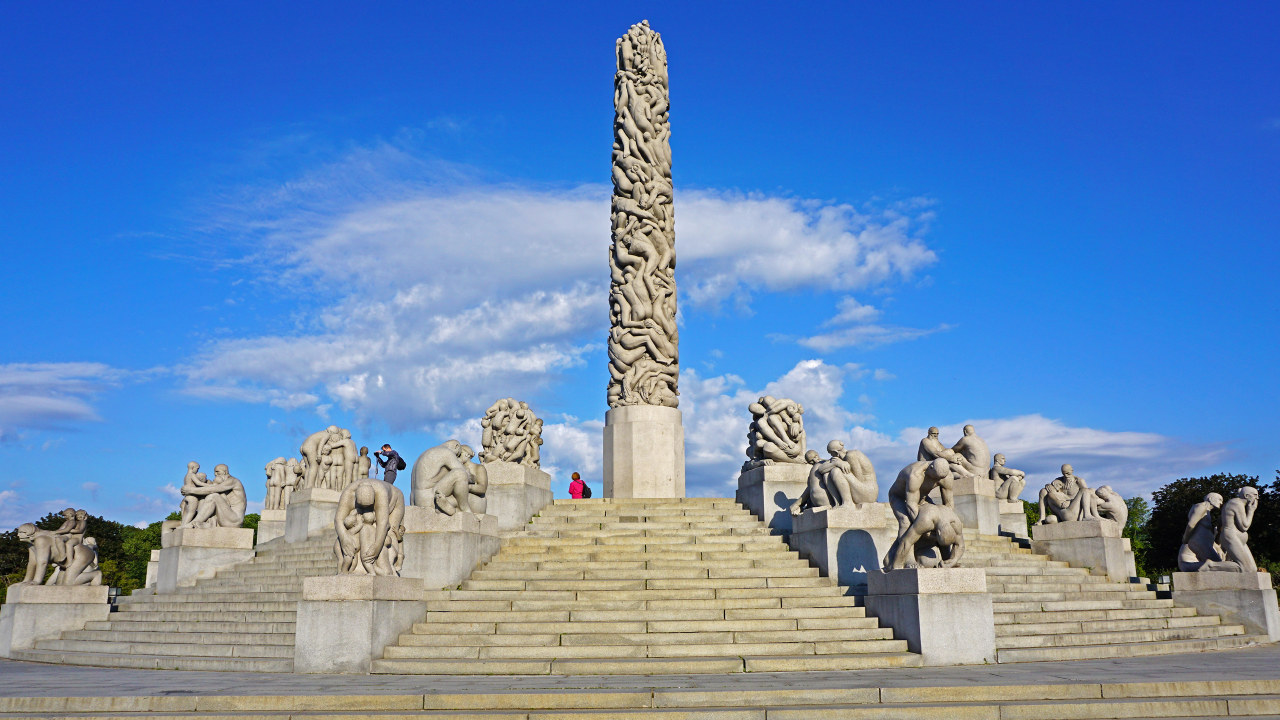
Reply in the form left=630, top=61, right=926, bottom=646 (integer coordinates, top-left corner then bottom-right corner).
left=410, top=440, right=489, bottom=516
left=882, top=503, right=966, bottom=571
left=334, top=478, right=406, bottom=576
left=788, top=440, right=878, bottom=515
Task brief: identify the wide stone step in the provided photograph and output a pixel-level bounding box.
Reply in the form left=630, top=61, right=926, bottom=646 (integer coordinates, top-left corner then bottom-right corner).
left=382, top=637, right=908, bottom=660
left=370, top=651, right=921, bottom=675
left=82, top=619, right=295, bottom=633
left=995, top=624, right=1245, bottom=649
left=9, top=648, right=293, bottom=672
left=995, top=606, right=1199, bottom=624
left=989, top=590, right=1156, bottom=602
left=995, top=633, right=1266, bottom=662
left=983, top=566, right=1094, bottom=576
left=468, top=565, right=820, bottom=581
left=103, top=610, right=296, bottom=623
left=122, top=591, right=300, bottom=603
left=33, top=638, right=294, bottom=658
left=992, top=598, right=1177, bottom=613
left=996, top=614, right=1223, bottom=636
left=62, top=629, right=296, bottom=645
left=116, top=600, right=297, bottom=612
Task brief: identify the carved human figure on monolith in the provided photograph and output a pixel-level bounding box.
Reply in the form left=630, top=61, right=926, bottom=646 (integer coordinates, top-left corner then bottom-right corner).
left=410, top=440, right=489, bottom=516
left=1178, top=492, right=1232, bottom=572
left=1038, top=464, right=1100, bottom=524
left=265, top=457, right=288, bottom=511
left=887, top=459, right=955, bottom=539
left=63, top=537, right=103, bottom=586
left=882, top=502, right=966, bottom=571
left=300, top=425, right=342, bottom=489
left=742, top=396, right=806, bottom=471
left=16, top=524, right=68, bottom=585
left=480, top=398, right=544, bottom=466
left=357, top=446, right=372, bottom=480
left=951, top=425, right=992, bottom=477
left=917, top=427, right=980, bottom=479
left=1219, top=487, right=1259, bottom=573
left=179, top=463, right=247, bottom=528
left=334, top=478, right=406, bottom=576
left=1095, top=485, right=1128, bottom=529
left=990, top=453, right=1026, bottom=501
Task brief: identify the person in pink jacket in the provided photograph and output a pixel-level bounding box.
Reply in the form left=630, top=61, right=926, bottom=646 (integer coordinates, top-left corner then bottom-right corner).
left=569, top=472, right=585, bottom=499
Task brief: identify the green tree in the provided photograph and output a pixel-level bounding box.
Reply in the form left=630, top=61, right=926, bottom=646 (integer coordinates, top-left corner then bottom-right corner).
left=1022, top=499, right=1040, bottom=529
left=1122, top=496, right=1152, bottom=577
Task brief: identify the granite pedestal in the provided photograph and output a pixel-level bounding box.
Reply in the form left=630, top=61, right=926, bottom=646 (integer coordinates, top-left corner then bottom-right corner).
left=144, top=550, right=159, bottom=589
left=256, top=509, right=286, bottom=546
left=951, top=475, right=999, bottom=536
left=399, top=507, right=501, bottom=591
left=998, top=499, right=1029, bottom=540
left=1031, top=519, right=1136, bottom=583
left=864, top=568, right=996, bottom=666
left=285, top=488, right=341, bottom=543
left=0, top=584, right=110, bottom=658
left=787, top=503, right=897, bottom=594
left=483, top=462, right=553, bottom=531
left=294, top=575, right=426, bottom=673
left=735, top=463, right=809, bottom=536
left=156, top=527, right=255, bottom=594
left=603, top=405, right=685, bottom=498
left=1172, top=571, right=1280, bottom=642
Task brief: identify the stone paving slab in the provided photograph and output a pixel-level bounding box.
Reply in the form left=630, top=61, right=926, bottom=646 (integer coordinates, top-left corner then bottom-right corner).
left=0, top=645, right=1278, bottom=698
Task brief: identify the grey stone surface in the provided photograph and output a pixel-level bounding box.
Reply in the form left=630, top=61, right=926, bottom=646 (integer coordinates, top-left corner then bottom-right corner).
left=608, top=20, right=678, bottom=411
left=480, top=398, right=544, bottom=466
left=156, top=527, right=255, bottom=594
left=1032, top=520, right=1137, bottom=583
left=256, top=508, right=286, bottom=546
left=949, top=473, right=999, bottom=536
left=1220, top=486, right=1261, bottom=573
left=300, top=425, right=361, bottom=491
left=295, top=575, right=427, bottom=673
left=14, top=516, right=100, bottom=586
left=989, top=453, right=1026, bottom=502
left=742, top=396, right=805, bottom=470
left=410, top=440, right=488, bottom=514
left=335, top=478, right=406, bottom=576
left=881, top=503, right=966, bottom=571
left=483, top=461, right=553, bottom=531
left=603, top=404, right=686, bottom=498
left=997, top=499, right=1029, bottom=540
left=864, top=569, right=996, bottom=665
left=1037, top=464, right=1102, bottom=525
left=736, top=463, right=808, bottom=535
left=0, top=585, right=110, bottom=658
left=1179, top=492, right=1228, bottom=571
left=789, top=441, right=878, bottom=516
left=264, top=457, right=300, bottom=511
left=398, top=506, right=500, bottom=590
left=1172, top=571, right=1280, bottom=642
left=285, top=487, right=342, bottom=542
left=917, top=426, right=982, bottom=479
left=787, top=503, right=896, bottom=593
left=178, top=462, right=247, bottom=529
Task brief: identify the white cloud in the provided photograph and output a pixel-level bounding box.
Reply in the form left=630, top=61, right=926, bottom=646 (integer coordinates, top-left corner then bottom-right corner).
left=824, top=297, right=882, bottom=326
left=0, top=489, right=72, bottom=532
left=0, top=362, right=127, bottom=441
left=180, top=145, right=939, bottom=430
left=798, top=322, right=951, bottom=352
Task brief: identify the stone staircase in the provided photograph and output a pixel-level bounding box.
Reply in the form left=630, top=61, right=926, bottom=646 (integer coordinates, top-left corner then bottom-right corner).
left=10, top=534, right=337, bottom=671
left=372, top=497, right=921, bottom=674
left=965, top=530, right=1266, bottom=662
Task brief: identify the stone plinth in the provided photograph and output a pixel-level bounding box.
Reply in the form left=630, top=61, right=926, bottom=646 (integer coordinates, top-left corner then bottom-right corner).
left=603, top=405, right=685, bottom=498
left=998, top=500, right=1029, bottom=540
left=144, top=549, right=159, bottom=588
left=285, top=488, right=342, bottom=543
left=483, top=461, right=553, bottom=531
left=950, top=474, right=999, bottom=536
left=256, top=509, right=287, bottom=546
left=400, top=507, right=501, bottom=591
left=157, top=527, right=255, bottom=594
left=787, top=503, right=896, bottom=594
left=864, top=568, right=995, bottom=666
left=1031, top=519, right=1135, bottom=583
left=1172, top=571, right=1280, bottom=642
left=736, top=463, right=809, bottom=536
left=294, top=575, right=426, bottom=673
left=0, top=584, right=110, bottom=657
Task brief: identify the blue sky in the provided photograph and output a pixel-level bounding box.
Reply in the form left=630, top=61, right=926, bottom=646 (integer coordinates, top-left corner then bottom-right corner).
left=2, top=3, right=1277, bottom=528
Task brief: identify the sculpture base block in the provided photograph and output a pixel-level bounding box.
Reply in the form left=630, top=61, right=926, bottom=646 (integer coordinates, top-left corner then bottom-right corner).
left=285, top=488, right=342, bottom=543
left=1172, top=571, right=1280, bottom=642
left=157, top=527, right=255, bottom=594
left=256, top=509, right=287, bottom=546
left=603, top=405, right=685, bottom=498
left=864, top=568, right=995, bottom=666
left=144, top=549, right=159, bottom=589
left=295, top=575, right=426, bottom=673
left=0, top=584, right=110, bottom=657
left=483, top=462, right=553, bottom=531
left=736, top=463, right=810, bottom=536
left=788, top=503, right=896, bottom=594
left=950, top=475, right=999, bottom=536
left=998, top=500, right=1029, bottom=540
left=1032, top=520, right=1135, bottom=583
left=400, top=507, right=501, bottom=590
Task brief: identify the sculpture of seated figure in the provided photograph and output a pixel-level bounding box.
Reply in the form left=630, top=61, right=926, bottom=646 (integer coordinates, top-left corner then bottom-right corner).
left=888, top=459, right=955, bottom=539
left=1037, top=464, right=1100, bottom=524
left=950, top=425, right=992, bottom=477
left=882, top=502, right=966, bottom=571
left=1178, top=492, right=1235, bottom=572
left=990, top=454, right=1026, bottom=501
left=789, top=450, right=832, bottom=516
left=822, top=440, right=878, bottom=507
left=918, top=427, right=980, bottom=480
left=1219, top=487, right=1259, bottom=573
left=410, top=440, right=489, bottom=515
left=63, top=536, right=103, bottom=586
left=1095, top=485, right=1128, bottom=529
left=334, top=478, right=406, bottom=576
left=180, top=463, right=247, bottom=529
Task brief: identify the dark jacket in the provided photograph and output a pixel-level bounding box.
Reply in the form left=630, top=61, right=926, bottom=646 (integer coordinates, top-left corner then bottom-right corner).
left=375, top=450, right=403, bottom=483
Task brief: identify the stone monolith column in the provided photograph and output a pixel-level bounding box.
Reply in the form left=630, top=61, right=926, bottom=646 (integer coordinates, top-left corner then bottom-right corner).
left=603, top=20, right=685, bottom=498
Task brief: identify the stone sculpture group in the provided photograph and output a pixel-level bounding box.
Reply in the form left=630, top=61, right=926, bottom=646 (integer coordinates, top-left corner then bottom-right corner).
left=178, top=462, right=247, bottom=529
left=743, top=396, right=805, bottom=470
left=790, top=440, right=878, bottom=515
left=264, top=457, right=304, bottom=511
left=1179, top=487, right=1260, bottom=573
left=410, top=440, right=489, bottom=516
left=1036, top=464, right=1127, bottom=529
left=334, top=478, right=406, bottom=576
left=480, top=398, right=543, bottom=466
left=300, top=426, right=362, bottom=491
left=15, top=508, right=102, bottom=586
